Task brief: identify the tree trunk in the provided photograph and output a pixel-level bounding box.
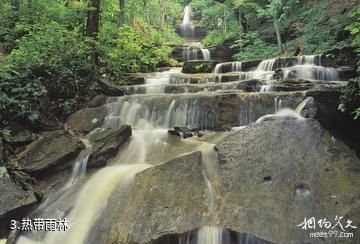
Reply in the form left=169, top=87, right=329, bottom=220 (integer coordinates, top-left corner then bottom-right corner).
left=86, top=0, right=101, bottom=64
left=273, top=19, right=284, bottom=54
left=239, top=9, right=248, bottom=33
left=11, top=0, right=20, bottom=10
left=86, top=0, right=101, bottom=38
left=119, top=0, right=125, bottom=26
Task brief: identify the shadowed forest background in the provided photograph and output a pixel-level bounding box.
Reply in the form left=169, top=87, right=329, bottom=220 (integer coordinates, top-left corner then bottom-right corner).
left=0, top=0, right=359, bottom=163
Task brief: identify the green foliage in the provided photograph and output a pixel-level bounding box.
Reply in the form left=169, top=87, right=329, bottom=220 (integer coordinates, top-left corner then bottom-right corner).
left=0, top=22, right=94, bottom=126
left=339, top=6, right=360, bottom=119
left=231, top=32, right=279, bottom=60
left=0, top=0, right=182, bottom=132
left=98, top=24, right=172, bottom=77
left=346, top=6, right=360, bottom=68
left=299, top=1, right=351, bottom=54
left=339, top=78, right=360, bottom=119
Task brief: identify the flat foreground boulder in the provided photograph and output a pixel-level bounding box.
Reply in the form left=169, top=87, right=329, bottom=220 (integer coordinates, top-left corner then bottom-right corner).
left=0, top=167, right=37, bottom=237
left=67, top=106, right=107, bottom=133
left=87, top=151, right=207, bottom=244
left=215, top=118, right=360, bottom=243
left=15, top=130, right=84, bottom=176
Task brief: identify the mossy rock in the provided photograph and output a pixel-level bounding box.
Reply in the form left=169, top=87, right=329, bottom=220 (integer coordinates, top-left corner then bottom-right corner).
left=182, top=61, right=217, bottom=74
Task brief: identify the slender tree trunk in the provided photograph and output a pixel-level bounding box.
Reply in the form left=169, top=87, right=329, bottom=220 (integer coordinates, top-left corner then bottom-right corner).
left=273, top=19, right=284, bottom=54
left=86, top=0, right=101, bottom=64
left=143, top=0, right=151, bottom=28
left=86, top=0, right=101, bottom=37
left=11, top=0, right=20, bottom=10
left=119, top=0, right=125, bottom=26
left=239, top=9, right=248, bottom=33
left=129, top=1, right=135, bottom=27
left=223, top=10, right=227, bottom=35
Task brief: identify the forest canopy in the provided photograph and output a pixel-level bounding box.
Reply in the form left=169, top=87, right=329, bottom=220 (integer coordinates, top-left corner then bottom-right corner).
left=0, top=0, right=359, bottom=141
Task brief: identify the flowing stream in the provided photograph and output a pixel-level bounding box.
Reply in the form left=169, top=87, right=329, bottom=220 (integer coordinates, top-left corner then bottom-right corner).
left=13, top=5, right=347, bottom=244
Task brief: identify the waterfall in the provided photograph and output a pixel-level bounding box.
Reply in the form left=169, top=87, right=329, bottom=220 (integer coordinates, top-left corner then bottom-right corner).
left=183, top=46, right=199, bottom=61
left=274, top=97, right=282, bottom=113
left=257, top=58, right=277, bottom=71
left=201, top=48, right=211, bottom=61
left=183, top=43, right=211, bottom=61
left=283, top=55, right=340, bottom=81
left=103, top=96, right=216, bottom=130
left=181, top=5, right=195, bottom=37
left=197, top=226, right=223, bottom=244
left=231, top=61, right=242, bottom=72
left=18, top=164, right=151, bottom=244
left=144, top=68, right=180, bottom=94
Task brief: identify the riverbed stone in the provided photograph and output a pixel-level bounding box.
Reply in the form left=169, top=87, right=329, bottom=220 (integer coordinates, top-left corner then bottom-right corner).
left=87, top=151, right=207, bottom=244
left=86, top=125, right=132, bottom=168
left=14, top=130, right=84, bottom=176
left=67, top=106, right=107, bottom=133
left=214, top=118, right=360, bottom=243
left=0, top=167, right=38, bottom=237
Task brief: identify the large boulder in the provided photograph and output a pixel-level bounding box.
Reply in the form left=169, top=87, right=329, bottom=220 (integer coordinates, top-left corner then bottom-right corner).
left=214, top=118, right=360, bottom=243
left=14, top=130, right=84, bottom=176
left=86, top=125, right=132, bottom=168
left=67, top=106, right=107, bottom=133
left=87, top=151, right=207, bottom=244
left=0, top=167, right=38, bottom=238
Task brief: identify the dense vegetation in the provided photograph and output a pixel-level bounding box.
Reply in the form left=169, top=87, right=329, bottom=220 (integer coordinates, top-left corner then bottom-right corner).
left=339, top=5, right=360, bottom=119
left=192, top=0, right=357, bottom=59
left=0, top=0, right=183, bottom=139
left=0, top=0, right=359, bottom=143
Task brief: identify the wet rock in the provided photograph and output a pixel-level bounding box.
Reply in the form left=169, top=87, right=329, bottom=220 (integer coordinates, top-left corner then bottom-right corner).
left=14, top=130, right=84, bottom=176
left=87, top=151, right=207, bottom=244
left=168, top=127, right=200, bottom=139
left=4, top=124, right=37, bottom=147
left=306, top=87, right=360, bottom=154
left=298, top=97, right=317, bottom=118
left=97, top=78, right=127, bottom=96
left=182, top=61, right=217, bottom=74
left=87, top=125, right=132, bottom=168
left=67, top=106, right=107, bottom=133
left=208, top=43, right=236, bottom=62
left=0, top=142, right=6, bottom=166
left=215, top=119, right=360, bottom=243
left=87, top=94, right=107, bottom=108
left=123, top=73, right=146, bottom=85
left=107, top=92, right=306, bottom=130
left=0, top=167, right=38, bottom=238
left=156, top=67, right=171, bottom=72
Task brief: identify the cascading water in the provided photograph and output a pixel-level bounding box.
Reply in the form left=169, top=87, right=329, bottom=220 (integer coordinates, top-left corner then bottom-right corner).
left=143, top=68, right=181, bottom=94
left=103, top=95, right=216, bottom=130
left=183, top=42, right=211, bottom=61
left=231, top=61, right=242, bottom=72
left=181, top=5, right=194, bottom=38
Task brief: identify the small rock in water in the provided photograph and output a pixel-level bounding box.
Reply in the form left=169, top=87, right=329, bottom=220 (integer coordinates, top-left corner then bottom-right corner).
left=295, top=184, right=312, bottom=198
left=168, top=127, right=200, bottom=139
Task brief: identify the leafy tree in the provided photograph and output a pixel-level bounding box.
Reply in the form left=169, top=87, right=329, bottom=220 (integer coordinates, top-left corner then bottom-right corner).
left=257, top=0, right=298, bottom=54
left=339, top=6, right=360, bottom=119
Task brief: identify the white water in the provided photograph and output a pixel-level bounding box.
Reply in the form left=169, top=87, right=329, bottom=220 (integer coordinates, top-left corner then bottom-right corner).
left=103, top=96, right=216, bottom=130
left=183, top=42, right=211, bottom=61
left=213, top=55, right=341, bottom=89
left=181, top=5, right=195, bottom=37
left=18, top=164, right=150, bottom=244
left=197, top=226, right=223, bottom=244
left=231, top=61, right=242, bottom=72
left=144, top=68, right=180, bottom=94
left=256, top=96, right=314, bottom=123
